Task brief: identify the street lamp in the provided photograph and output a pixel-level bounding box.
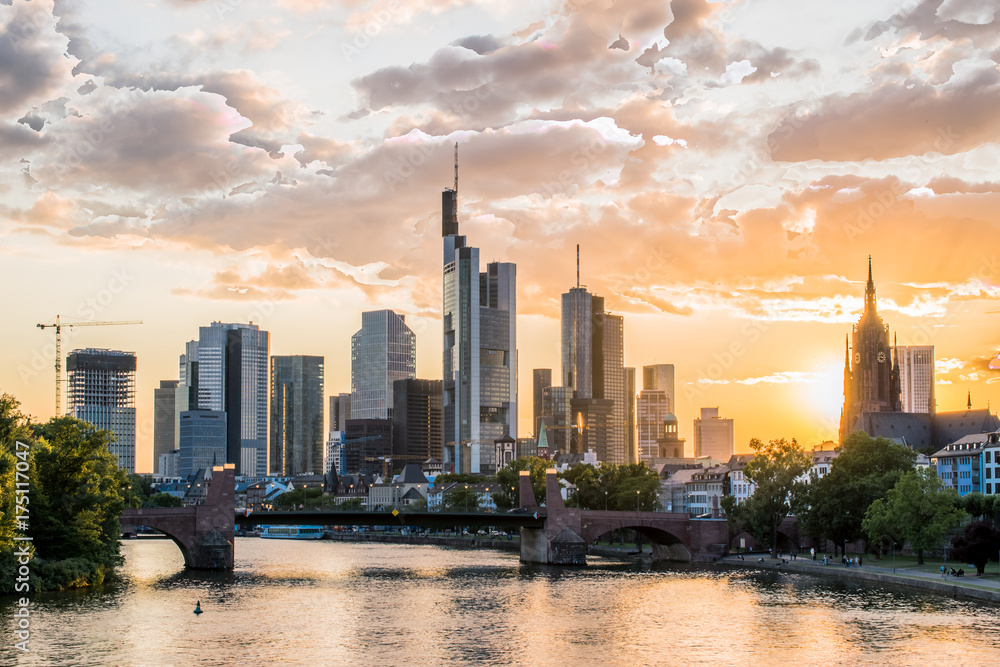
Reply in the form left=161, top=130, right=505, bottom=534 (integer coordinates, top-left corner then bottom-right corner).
left=464, top=485, right=469, bottom=513
left=637, top=490, right=641, bottom=513
left=605, top=490, right=608, bottom=512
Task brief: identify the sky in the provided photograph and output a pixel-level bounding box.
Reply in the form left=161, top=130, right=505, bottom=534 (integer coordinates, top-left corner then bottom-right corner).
left=1, top=0, right=999, bottom=474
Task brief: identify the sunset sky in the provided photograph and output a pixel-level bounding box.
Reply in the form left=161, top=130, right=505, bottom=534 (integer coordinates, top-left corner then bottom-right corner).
left=2, top=0, right=999, bottom=473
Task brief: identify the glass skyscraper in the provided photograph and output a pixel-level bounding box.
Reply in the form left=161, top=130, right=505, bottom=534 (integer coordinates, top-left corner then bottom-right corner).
left=351, top=310, right=416, bottom=420
left=442, top=149, right=517, bottom=474
left=270, top=355, right=325, bottom=476
left=178, top=410, right=226, bottom=477
left=178, top=322, right=270, bottom=476
left=66, top=348, right=136, bottom=473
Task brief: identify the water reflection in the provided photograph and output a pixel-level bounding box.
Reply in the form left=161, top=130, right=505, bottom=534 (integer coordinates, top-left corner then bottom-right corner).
left=2, top=538, right=999, bottom=666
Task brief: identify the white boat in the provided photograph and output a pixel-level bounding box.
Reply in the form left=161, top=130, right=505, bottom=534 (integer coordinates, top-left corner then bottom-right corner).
left=260, top=525, right=324, bottom=540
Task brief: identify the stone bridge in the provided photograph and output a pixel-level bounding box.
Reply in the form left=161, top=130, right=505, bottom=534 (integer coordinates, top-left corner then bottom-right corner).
left=120, top=464, right=235, bottom=569
left=518, top=469, right=729, bottom=565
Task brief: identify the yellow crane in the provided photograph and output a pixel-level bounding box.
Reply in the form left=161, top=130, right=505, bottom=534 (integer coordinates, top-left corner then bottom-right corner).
left=36, top=315, right=143, bottom=416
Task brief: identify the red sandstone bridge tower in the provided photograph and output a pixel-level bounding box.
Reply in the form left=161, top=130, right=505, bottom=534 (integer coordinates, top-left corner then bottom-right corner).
left=120, top=464, right=236, bottom=569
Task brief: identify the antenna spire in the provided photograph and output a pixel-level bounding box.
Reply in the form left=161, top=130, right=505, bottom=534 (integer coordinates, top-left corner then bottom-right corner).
left=576, top=244, right=580, bottom=288
left=454, top=142, right=459, bottom=193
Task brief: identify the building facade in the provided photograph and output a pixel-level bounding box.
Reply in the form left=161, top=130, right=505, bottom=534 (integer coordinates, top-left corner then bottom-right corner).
left=894, top=345, right=935, bottom=414
left=153, top=379, right=178, bottom=475
left=344, top=418, right=393, bottom=477
left=179, top=322, right=270, bottom=476
left=625, top=367, right=636, bottom=463
left=533, top=368, right=552, bottom=436
left=329, top=393, right=351, bottom=431
left=441, top=152, right=517, bottom=474
left=637, top=389, right=670, bottom=462
left=693, top=407, right=734, bottom=460
left=66, top=348, right=137, bottom=473
left=270, top=355, right=325, bottom=476
left=392, top=378, right=443, bottom=463
left=178, top=410, right=227, bottom=478
left=642, top=364, right=675, bottom=413
left=351, top=310, right=416, bottom=420
left=840, top=259, right=902, bottom=443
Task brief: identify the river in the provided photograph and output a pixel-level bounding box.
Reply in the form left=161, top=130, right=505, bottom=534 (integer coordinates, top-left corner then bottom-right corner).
left=4, top=537, right=1000, bottom=665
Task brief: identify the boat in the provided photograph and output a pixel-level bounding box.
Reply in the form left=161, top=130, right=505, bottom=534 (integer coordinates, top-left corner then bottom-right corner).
left=259, top=525, right=324, bottom=540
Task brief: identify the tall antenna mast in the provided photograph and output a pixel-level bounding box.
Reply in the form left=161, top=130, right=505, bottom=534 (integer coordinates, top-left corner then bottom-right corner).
left=452, top=142, right=459, bottom=225
left=576, top=244, right=580, bottom=288
left=454, top=142, right=459, bottom=192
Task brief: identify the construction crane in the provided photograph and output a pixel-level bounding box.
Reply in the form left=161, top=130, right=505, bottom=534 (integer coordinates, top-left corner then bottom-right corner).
left=36, top=314, right=143, bottom=416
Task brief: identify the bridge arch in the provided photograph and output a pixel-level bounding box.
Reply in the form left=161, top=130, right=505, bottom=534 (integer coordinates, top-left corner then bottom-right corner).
left=124, top=522, right=195, bottom=567
left=580, top=516, right=695, bottom=562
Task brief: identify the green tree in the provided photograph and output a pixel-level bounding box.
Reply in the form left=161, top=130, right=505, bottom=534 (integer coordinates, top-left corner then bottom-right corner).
left=732, top=438, right=810, bottom=555
left=30, top=416, right=130, bottom=589
left=0, top=394, right=34, bottom=592
left=273, top=487, right=323, bottom=509
left=444, top=485, right=482, bottom=512
left=950, top=521, right=1000, bottom=576
left=796, top=432, right=915, bottom=554
left=402, top=498, right=427, bottom=513
left=863, top=468, right=966, bottom=564
left=434, top=472, right=495, bottom=486
left=337, top=497, right=364, bottom=511
left=562, top=462, right=661, bottom=512
left=493, top=457, right=551, bottom=509
left=146, top=493, right=183, bottom=508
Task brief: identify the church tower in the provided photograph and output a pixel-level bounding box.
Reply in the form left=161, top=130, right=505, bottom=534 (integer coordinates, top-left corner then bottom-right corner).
left=839, top=258, right=902, bottom=443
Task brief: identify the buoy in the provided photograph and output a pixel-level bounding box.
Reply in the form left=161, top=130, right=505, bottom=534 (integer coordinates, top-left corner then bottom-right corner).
left=194, top=601, right=203, bottom=615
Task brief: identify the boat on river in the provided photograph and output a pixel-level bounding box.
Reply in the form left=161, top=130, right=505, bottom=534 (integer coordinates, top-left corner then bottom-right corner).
left=259, top=525, right=324, bottom=539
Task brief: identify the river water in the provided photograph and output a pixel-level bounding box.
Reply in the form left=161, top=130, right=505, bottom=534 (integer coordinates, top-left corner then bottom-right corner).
left=4, top=537, right=1000, bottom=665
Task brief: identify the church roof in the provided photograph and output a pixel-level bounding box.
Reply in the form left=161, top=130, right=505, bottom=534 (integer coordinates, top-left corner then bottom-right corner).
left=396, top=464, right=430, bottom=484
left=852, top=412, right=932, bottom=450
left=932, top=409, right=1000, bottom=449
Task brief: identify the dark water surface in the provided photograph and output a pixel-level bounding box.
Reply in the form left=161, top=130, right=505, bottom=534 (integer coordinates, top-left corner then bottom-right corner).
left=4, top=537, right=1000, bottom=665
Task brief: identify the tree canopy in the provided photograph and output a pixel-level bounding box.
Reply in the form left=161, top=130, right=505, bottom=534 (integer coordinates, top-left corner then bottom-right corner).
left=493, top=457, right=551, bottom=509
left=562, top=462, right=661, bottom=512
left=796, top=432, right=915, bottom=552
left=729, top=438, right=810, bottom=554
left=863, top=468, right=966, bottom=564
left=951, top=521, right=1000, bottom=576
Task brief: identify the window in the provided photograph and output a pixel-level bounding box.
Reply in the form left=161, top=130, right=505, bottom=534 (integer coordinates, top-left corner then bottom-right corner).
left=987, top=483, right=993, bottom=494
left=987, top=451, right=993, bottom=464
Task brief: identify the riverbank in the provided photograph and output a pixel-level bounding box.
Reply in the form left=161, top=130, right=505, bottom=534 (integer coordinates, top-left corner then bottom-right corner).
left=720, top=554, right=1000, bottom=604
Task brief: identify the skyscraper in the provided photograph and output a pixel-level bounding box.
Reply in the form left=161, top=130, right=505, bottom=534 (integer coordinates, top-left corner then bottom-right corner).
left=178, top=410, right=226, bottom=478
left=893, top=345, right=935, bottom=414
left=270, top=355, right=325, bottom=476
left=153, top=379, right=178, bottom=475
left=840, top=258, right=902, bottom=443
left=351, top=310, right=416, bottom=420
left=442, top=146, right=517, bottom=474
left=329, top=393, right=352, bottom=431
left=533, top=369, right=552, bottom=436
left=642, top=364, right=675, bottom=413
left=694, top=407, right=734, bottom=460
left=66, top=348, right=136, bottom=473
left=637, top=389, right=670, bottom=462
left=625, top=367, right=637, bottom=463
left=542, top=386, right=574, bottom=456
left=559, top=250, right=626, bottom=462
left=178, top=322, right=270, bottom=476
left=392, top=378, right=443, bottom=462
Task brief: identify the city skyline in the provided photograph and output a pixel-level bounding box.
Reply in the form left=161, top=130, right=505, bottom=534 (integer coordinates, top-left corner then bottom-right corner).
left=3, top=0, right=1000, bottom=474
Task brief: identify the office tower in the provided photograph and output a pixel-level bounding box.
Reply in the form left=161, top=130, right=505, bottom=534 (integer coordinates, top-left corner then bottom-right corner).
left=329, top=393, right=352, bottom=431
left=694, top=407, right=734, bottom=460
left=351, top=310, right=416, bottom=420
left=840, top=258, right=902, bottom=443
left=570, top=396, right=614, bottom=460
left=478, top=261, right=517, bottom=474
left=559, top=249, right=626, bottom=463
left=542, top=386, right=574, bottom=456
left=637, top=389, right=670, bottom=462
left=325, top=430, right=345, bottom=477
left=442, top=146, right=517, bottom=474
left=178, top=410, right=227, bottom=478
left=178, top=322, right=270, bottom=476
left=533, top=369, right=552, bottom=436
left=642, top=364, right=675, bottom=413
left=893, top=345, right=935, bottom=414
left=625, top=367, right=637, bottom=463
left=154, top=380, right=179, bottom=475
left=270, top=356, right=325, bottom=476
left=344, top=418, right=393, bottom=476
left=66, top=348, right=136, bottom=473
left=392, top=378, right=443, bottom=462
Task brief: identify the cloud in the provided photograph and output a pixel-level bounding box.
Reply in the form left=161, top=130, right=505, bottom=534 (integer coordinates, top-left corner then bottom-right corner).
left=0, top=0, right=76, bottom=114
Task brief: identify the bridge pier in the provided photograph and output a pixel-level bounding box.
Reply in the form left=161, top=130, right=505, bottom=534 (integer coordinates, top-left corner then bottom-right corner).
left=518, top=469, right=587, bottom=565
left=121, top=464, right=236, bottom=570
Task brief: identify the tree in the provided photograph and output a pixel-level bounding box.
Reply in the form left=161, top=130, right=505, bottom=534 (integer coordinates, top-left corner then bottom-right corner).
left=733, top=438, right=810, bottom=555
left=493, top=457, right=551, bottom=509
left=29, top=416, right=130, bottom=589
left=146, top=493, right=183, bottom=508
left=961, top=493, right=999, bottom=528
left=562, top=462, right=661, bottom=512
left=796, top=432, right=915, bottom=554
left=273, top=487, right=322, bottom=509
left=951, top=521, right=1000, bottom=576
left=863, top=468, right=966, bottom=564
left=0, top=394, right=34, bottom=593
left=444, top=485, right=482, bottom=512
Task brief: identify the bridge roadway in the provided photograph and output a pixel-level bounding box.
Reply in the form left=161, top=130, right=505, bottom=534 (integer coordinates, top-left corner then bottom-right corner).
left=236, top=509, right=547, bottom=532
left=121, top=466, right=739, bottom=569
